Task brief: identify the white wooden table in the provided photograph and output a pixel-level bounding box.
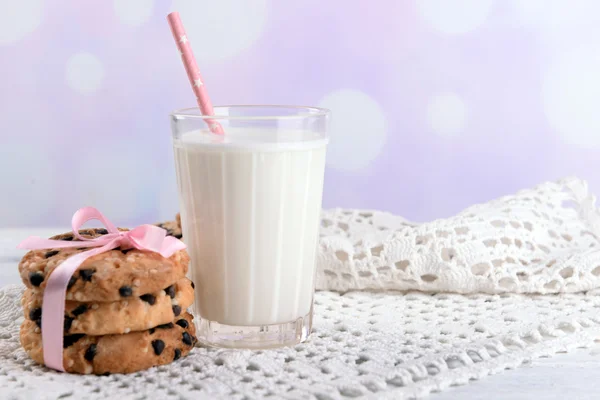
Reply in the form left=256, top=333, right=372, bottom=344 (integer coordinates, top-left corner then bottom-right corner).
left=1, top=228, right=599, bottom=399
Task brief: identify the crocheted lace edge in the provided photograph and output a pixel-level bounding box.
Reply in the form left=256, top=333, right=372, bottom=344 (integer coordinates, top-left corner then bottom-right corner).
left=381, top=314, right=600, bottom=398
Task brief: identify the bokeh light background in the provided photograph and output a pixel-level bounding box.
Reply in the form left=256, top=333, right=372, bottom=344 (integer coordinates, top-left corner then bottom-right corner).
left=1, top=0, right=600, bottom=227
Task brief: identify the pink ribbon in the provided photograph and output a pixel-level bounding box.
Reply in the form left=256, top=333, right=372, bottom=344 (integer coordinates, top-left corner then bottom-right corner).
left=17, top=207, right=186, bottom=372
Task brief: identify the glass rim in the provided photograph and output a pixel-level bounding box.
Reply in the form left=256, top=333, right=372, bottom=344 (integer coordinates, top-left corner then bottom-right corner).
left=170, top=105, right=331, bottom=121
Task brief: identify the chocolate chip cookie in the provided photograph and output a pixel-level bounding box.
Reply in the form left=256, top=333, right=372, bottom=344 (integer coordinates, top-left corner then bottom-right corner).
left=155, top=220, right=182, bottom=240
left=22, top=278, right=194, bottom=335
left=18, top=228, right=189, bottom=302
left=20, top=312, right=197, bottom=374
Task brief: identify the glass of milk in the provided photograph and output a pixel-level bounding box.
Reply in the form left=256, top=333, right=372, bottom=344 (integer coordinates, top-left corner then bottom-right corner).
left=171, top=105, right=329, bottom=348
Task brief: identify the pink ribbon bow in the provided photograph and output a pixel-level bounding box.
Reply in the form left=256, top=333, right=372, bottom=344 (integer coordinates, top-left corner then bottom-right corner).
left=17, top=207, right=186, bottom=372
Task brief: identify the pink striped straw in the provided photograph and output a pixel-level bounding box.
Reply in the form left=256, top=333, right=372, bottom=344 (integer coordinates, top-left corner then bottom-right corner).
left=167, top=12, right=224, bottom=134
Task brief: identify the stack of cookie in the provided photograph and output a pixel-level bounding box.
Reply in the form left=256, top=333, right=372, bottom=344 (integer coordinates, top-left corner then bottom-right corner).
left=18, top=227, right=196, bottom=375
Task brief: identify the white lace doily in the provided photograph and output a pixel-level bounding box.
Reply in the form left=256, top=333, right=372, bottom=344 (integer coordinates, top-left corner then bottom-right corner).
left=1, top=285, right=600, bottom=399
left=2, top=177, right=600, bottom=399
left=317, top=178, right=600, bottom=294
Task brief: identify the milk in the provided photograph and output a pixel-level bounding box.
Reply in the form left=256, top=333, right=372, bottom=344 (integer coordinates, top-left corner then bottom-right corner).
left=173, top=128, right=327, bottom=326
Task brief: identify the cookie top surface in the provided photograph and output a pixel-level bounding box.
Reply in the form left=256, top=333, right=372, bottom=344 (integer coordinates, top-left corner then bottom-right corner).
left=155, top=220, right=182, bottom=239
left=20, top=312, right=197, bottom=375
left=23, top=278, right=195, bottom=336
left=18, top=228, right=189, bottom=302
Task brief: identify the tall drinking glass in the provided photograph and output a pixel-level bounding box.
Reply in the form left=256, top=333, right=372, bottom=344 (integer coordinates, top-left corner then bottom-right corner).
left=170, top=106, right=330, bottom=348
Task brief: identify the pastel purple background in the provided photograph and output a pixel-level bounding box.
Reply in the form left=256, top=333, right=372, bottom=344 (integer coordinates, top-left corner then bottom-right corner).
left=1, top=0, right=599, bottom=227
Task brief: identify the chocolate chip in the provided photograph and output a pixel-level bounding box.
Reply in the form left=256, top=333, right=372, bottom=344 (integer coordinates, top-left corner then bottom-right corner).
left=166, top=229, right=174, bottom=236
left=96, top=228, right=108, bottom=235
left=29, top=308, right=42, bottom=327
left=62, top=235, right=74, bottom=241
left=29, top=272, right=44, bottom=287
left=173, top=348, right=181, bottom=361
left=121, top=248, right=133, bottom=254
left=63, top=334, right=85, bottom=348
left=175, top=319, right=188, bottom=329
left=182, top=332, right=193, bottom=346
left=157, top=323, right=174, bottom=329
left=64, top=316, right=73, bottom=331
left=152, top=340, right=165, bottom=355
left=101, top=372, right=111, bottom=376
left=172, top=305, right=182, bottom=316
left=84, top=344, right=97, bottom=361
left=76, top=247, right=87, bottom=251
left=149, top=328, right=155, bottom=335
left=165, top=285, right=175, bottom=299
left=156, top=223, right=165, bottom=229
left=29, top=307, right=42, bottom=321
left=67, top=276, right=77, bottom=290
left=71, top=305, right=88, bottom=317
left=190, top=281, right=195, bottom=289
left=119, top=286, right=133, bottom=297
left=140, top=294, right=156, bottom=305
left=174, top=233, right=183, bottom=239
left=44, top=250, right=59, bottom=258
left=79, top=269, right=95, bottom=282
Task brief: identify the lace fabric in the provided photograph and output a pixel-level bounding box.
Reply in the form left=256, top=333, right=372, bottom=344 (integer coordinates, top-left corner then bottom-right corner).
left=2, top=177, right=600, bottom=399
left=317, top=178, right=600, bottom=294
left=1, top=285, right=599, bottom=399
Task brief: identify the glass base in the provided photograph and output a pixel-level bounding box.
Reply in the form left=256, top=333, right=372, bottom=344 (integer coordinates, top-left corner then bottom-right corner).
left=195, top=309, right=313, bottom=349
